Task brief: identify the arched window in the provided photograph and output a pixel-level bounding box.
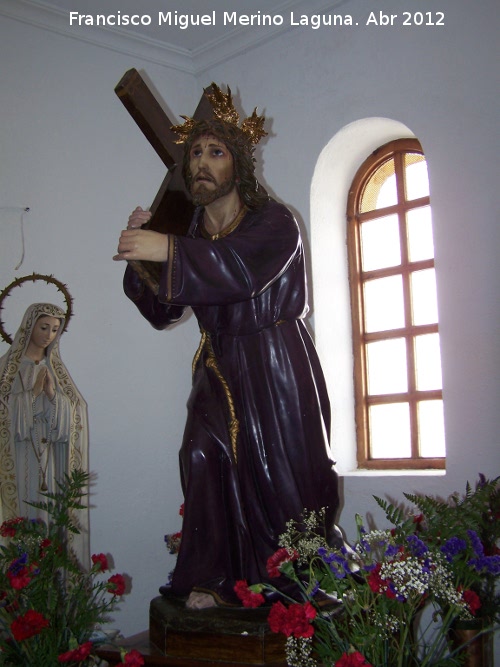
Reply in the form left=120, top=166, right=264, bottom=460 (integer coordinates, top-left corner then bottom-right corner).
left=347, top=138, right=445, bottom=470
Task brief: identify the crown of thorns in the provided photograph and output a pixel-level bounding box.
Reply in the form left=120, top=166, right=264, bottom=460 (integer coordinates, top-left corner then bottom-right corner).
left=0, top=273, right=73, bottom=344
left=171, top=83, right=267, bottom=146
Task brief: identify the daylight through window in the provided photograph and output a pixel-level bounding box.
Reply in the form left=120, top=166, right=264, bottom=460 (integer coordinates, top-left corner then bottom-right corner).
left=347, top=139, right=445, bottom=469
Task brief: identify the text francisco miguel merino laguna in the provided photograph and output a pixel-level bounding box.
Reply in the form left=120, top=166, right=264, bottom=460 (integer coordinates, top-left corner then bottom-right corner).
left=69, top=10, right=357, bottom=29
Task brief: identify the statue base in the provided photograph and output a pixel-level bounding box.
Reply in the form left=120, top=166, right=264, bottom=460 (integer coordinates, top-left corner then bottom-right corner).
left=96, top=595, right=287, bottom=665
left=149, top=594, right=287, bottom=665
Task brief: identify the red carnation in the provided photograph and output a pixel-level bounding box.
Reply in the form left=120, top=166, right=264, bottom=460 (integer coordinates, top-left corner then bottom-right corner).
left=123, top=648, right=146, bottom=666
left=107, top=573, right=126, bottom=596
left=462, top=589, right=481, bottom=615
left=234, top=580, right=265, bottom=608
left=91, top=553, right=109, bottom=572
left=266, top=547, right=299, bottom=578
left=367, top=563, right=385, bottom=594
left=58, top=641, right=93, bottom=662
left=268, top=601, right=316, bottom=638
left=40, top=538, right=52, bottom=558
left=11, top=609, right=49, bottom=641
left=268, top=601, right=290, bottom=635
left=336, top=651, right=373, bottom=666
left=7, top=567, right=32, bottom=590
left=0, top=517, right=25, bottom=538
left=367, top=562, right=395, bottom=599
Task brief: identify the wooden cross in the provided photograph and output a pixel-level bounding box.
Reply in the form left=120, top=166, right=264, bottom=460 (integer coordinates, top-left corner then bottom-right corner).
left=114, top=68, right=214, bottom=291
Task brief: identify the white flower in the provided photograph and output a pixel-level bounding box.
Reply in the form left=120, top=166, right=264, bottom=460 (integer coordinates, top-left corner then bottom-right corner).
left=285, top=636, right=317, bottom=667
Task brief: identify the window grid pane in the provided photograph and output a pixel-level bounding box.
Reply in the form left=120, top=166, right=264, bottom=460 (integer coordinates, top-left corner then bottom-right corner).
left=364, top=275, right=405, bottom=332
left=404, top=154, right=430, bottom=200
left=348, top=139, right=445, bottom=468
left=411, top=269, right=439, bottom=325
left=418, top=400, right=446, bottom=457
left=360, top=214, right=401, bottom=271
left=366, top=339, right=408, bottom=395
left=360, top=158, right=397, bottom=212
left=415, top=334, right=443, bottom=391
left=369, top=403, right=412, bottom=459
left=407, top=206, right=435, bottom=262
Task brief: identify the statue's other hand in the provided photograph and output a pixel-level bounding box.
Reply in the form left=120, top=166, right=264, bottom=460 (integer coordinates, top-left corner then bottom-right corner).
left=43, top=370, right=56, bottom=401
left=127, top=206, right=151, bottom=230
left=32, top=367, right=47, bottom=398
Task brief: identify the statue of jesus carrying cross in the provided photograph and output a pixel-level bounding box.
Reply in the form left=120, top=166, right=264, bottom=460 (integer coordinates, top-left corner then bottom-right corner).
left=113, top=71, right=343, bottom=610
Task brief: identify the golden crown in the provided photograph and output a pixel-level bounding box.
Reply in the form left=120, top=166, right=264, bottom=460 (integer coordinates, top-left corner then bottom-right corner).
left=171, top=83, right=267, bottom=146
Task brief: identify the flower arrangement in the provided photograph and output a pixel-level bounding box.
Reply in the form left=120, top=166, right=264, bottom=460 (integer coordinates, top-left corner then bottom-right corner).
left=395, top=473, right=500, bottom=625
left=0, top=469, right=144, bottom=666
left=234, top=475, right=500, bottom=667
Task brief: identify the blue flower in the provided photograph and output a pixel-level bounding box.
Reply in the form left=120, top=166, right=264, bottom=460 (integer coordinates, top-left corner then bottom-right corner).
left=318, top=547, right=336, bottom=564
left=328, top=552, right=350, bottom=579
left=310, top=580, right=320, bottom=596
left=407, top=535, right=428, bottom=558
left=441, top=537, right=467, bottom=561
left=8, top=552, right=28, bottom=575
left=484, top=555, right=500, bottom=575
left=469, top=554, right=500, bottom=576
left=385, top=544, right=400, bottom=558
left=467, top=530, right=484, bottom=557
left=421, top=557, right=433, bottom=575
left=387, top=581, right=405, bottom=602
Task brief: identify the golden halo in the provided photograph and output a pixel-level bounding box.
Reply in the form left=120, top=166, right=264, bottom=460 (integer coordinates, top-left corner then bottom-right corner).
left=0, top=273, right=73, bottom=344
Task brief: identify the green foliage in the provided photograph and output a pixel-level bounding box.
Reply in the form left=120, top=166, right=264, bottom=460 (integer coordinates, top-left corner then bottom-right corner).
left=376, top=475, right=500, bottom=624
left=373, top=495, right=416, bottom=537
left=402, top=475, right=500, bottom=544
left=0, top=470, right=128, bottom=666
left=27, top=468, right=89, bottom=534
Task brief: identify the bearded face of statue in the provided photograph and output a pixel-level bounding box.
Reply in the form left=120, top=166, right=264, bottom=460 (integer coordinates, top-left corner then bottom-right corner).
left=188, top=134, right=236, bottom=206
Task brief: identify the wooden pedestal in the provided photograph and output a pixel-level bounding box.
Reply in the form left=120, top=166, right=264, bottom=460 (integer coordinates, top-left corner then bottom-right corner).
left=149, top=595, right=286, bottom=666
left=96, top=596, right=287, bottom=667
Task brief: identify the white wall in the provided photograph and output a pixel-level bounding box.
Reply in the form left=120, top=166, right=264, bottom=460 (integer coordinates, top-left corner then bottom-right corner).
left=1, top=0, right=498, bottom=644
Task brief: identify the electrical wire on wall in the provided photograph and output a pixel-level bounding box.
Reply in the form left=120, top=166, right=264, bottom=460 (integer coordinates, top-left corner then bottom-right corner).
left=0, top=207, right=30, bottom=270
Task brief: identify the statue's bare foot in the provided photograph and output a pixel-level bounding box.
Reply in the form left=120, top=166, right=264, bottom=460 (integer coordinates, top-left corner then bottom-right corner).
left=186, top=591, right=217, bottom=609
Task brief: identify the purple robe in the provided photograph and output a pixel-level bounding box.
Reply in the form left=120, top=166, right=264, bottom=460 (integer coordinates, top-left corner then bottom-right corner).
left=124, top=200, right=340, bottom=604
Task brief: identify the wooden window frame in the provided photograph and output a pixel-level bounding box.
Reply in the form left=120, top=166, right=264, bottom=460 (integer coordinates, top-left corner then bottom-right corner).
left=347, top=139, right=445, bottom=470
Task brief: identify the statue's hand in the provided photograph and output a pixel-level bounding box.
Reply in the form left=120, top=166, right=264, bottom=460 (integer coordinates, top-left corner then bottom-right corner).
left=43, top=370, right=55, bottom=401
left=32, top=367, right=46, bottom=398
left=127, top=206, right=151, bottom=230
left=113, top=228, right=169, bottom=263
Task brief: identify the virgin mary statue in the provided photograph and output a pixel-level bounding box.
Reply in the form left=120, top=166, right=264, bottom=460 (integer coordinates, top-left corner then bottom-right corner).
left=0, top=303, right=89, bottom=566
